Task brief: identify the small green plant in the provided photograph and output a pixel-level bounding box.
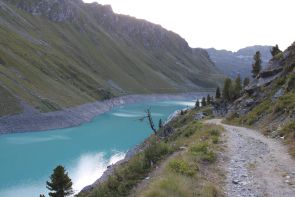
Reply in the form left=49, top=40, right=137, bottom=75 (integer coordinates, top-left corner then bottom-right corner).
left=144, top=139, right=171, bottom=166
left=212, top=136, right=219, bottom=144
left=209, top=129, right=220, bottom=137
left=190, top=142, right=216, bottom=163
left=190, top=142, right=208, bottom=154
left=168, top=159, right=197, bottom=177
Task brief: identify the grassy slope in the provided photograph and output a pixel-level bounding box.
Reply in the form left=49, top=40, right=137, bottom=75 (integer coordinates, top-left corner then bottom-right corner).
left=78, top=108, right=225, bottom=197
left=0, top=0, right=224, bottom=116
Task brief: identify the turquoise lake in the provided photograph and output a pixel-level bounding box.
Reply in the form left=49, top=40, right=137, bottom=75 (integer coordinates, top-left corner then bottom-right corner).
left=0, top=99, right=196, bottom=197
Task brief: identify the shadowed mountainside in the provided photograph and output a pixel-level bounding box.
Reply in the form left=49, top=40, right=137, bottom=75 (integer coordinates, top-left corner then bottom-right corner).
left=0, top=0, right=224, bottom=116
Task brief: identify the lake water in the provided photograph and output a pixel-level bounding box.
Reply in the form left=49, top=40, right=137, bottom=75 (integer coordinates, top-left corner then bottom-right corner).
left=0, top=99, right=196, bottom=197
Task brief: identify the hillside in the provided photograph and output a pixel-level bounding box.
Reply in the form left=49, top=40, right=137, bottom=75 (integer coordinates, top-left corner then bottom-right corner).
left=226, top=41, right=295, bottom=154
left=207, top=46, right=272, bottom=78
left=0, top=0, right=224, bottom=116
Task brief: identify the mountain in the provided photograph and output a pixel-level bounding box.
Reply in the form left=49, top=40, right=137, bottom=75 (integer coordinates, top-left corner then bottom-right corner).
left=206, top=46, right=272, bottom=78
left=0, top=0, right=224, bottom=116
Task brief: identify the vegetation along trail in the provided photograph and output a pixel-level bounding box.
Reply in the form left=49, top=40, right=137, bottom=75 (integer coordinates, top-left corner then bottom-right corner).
left=206, top=119, right=295, bottom=197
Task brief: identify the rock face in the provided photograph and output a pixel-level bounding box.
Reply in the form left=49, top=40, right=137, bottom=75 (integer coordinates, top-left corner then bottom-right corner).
left=0, top=0, right=224, bottom=116
left=227, top=42, right=295, bottom=122
left=207, top=46, right=272, bottom=78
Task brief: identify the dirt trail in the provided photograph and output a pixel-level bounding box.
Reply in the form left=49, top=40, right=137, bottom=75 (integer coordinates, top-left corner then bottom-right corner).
left=206, top=119, right=295, bottom=197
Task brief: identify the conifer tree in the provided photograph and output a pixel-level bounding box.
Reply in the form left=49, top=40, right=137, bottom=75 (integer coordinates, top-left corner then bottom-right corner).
left=251, top=51, right=262, bottom=78
left=46, top=165, right=73, bottom=197
left=195, top=99, right=200, bottom=108
left=243, top=77, right=250, bottom=88
left=270, top=44, right=281, bottom=57
left=207, top=94, right=211, bottom=105
left=234, top=74, right=242, bottom=98
left=222, top=78, right=232, bottom=101
left=201, top=97, right=206, bottom=107
left=215, top=87, right=221, bottom=99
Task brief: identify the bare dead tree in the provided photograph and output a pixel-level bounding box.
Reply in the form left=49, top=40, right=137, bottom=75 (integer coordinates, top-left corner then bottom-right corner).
left=139, top=108, right=157, bottom=135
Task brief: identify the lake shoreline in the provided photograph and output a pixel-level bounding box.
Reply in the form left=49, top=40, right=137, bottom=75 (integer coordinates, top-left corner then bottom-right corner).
left=0, top=92, right=209, bottom=135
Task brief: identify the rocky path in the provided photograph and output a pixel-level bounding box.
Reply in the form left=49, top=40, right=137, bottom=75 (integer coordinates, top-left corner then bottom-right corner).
left=206, top=119, right=295, bottom=197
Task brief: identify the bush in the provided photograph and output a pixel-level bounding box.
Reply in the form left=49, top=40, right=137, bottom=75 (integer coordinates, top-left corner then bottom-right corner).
left=144, top=139, right=171, bottom=167
left=168, top=159, right=197, bottom=176
left=190, top=142, right=216, bottom=163
left=182, top=122, right=201, bottom=137
left=273, top=51, right=284, bottom=60
left=209, top=129, right=220, bottom=137
left=190, top=142, right=208, bottom=154
left=212, top=136, right=219, bottom=144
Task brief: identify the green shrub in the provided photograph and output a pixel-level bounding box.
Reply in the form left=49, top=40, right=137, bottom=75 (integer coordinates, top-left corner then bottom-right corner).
left=199, top=151, right=216, bottom=163
left=212, top=136, right=219, bottom=144
left=168, top=159, right=197, bottom=176
left=144, top=139, right=171, bottom=167
left=274, top=51, right=284, bottom=60
left=190, top=142, right=208, bottom=154
left=209, top=129, right=220, bottom=137
left=190, top=142, right=216, bottom=163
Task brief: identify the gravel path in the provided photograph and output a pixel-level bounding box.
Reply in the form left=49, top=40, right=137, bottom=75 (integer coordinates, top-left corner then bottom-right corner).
left=206, top=119, right=295, bottom=197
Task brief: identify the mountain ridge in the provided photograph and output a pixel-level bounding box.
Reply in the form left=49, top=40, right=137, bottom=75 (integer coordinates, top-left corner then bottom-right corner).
left=207, top=45, right=272, bottom=78
left=0, top=0, right=224, bottom=117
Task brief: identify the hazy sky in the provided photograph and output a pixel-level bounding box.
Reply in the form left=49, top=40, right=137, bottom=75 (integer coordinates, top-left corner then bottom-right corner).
left=83, top=0, right=295, bottom=51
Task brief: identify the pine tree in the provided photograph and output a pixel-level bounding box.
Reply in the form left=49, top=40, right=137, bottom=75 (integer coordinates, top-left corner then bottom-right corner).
left=243, top=77, right=250, bottom=88
left=40, top=195, right=45, bottom=197
left=270, top=44, right=281, bottom=57
left=222, top=78, right=232, bottom=101
left=201, top=97, right=206, bottom=107
left=215, top=86, right=221, bottom=99
left=158, top=119, right=163, bottom=129
left=195, top=100, right=200, bottom=108
left=251, top=51, right=262, bottom=78
left=234, top=74, right=242, bottom=98
left=46, top=165, right=73, bottom=197
left=207, top=94, right=211, bottom=105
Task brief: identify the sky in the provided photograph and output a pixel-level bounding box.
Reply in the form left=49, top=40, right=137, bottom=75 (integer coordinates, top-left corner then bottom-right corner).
left=83, top=0, right=295, bottom=51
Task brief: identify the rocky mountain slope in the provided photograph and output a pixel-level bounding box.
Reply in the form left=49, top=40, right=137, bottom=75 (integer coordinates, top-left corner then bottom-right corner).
left=207, top=46, right=272, bottom=78
left=0, top=0, right=224, bottom=116
left=226, top=41, right=295, bottom=154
